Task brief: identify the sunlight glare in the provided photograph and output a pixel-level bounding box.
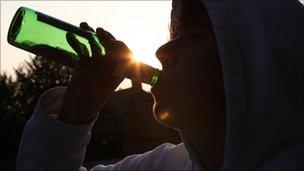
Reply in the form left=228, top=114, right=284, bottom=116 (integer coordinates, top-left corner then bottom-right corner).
left=131, top=50, right=161, bottom=69
left=159, top=112, right=171, bottom=121
left=118, top=23, right=166, bottom=70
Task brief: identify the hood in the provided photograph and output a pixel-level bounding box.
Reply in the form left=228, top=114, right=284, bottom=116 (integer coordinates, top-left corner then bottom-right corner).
left=182, top=1, right=303, bottom=170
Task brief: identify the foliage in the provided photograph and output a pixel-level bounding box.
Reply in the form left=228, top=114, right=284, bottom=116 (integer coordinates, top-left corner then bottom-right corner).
left=0, top=55, right=72, bottom=170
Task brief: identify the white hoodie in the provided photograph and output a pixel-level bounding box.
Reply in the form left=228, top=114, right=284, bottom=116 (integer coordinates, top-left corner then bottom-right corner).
left=17, top=1, right=303, bottom=170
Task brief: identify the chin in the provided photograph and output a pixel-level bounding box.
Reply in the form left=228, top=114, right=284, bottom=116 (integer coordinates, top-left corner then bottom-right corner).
left=152, top=98, right=161, bottom=121
left=152, top=99, right=178, bottom=130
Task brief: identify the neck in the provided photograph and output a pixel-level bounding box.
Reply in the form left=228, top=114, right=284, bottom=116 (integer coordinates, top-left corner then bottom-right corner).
left=183, top=113, right=226, bottom=170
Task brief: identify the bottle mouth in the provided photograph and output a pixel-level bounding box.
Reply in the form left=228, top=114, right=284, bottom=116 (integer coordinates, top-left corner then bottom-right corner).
left=150, top=70, right=162, bottom=87
left=8, top=7, right=25, bottom=44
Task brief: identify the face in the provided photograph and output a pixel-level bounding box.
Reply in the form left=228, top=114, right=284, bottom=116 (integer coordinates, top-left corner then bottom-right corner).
left=151, top=4, right=225, bottom=132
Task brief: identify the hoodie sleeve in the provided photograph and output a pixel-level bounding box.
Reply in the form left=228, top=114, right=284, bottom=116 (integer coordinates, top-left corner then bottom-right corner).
left=16, top=86, right=94, bottom=170
left=90, top=143, right=193, bottom=171
left=17, top=87, right=194, bottom=171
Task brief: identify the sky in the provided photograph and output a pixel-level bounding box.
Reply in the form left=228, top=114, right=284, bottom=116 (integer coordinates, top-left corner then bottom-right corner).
left=1, top=1, right=172, bottom=91
left=2, top=1, right=303, bottom=90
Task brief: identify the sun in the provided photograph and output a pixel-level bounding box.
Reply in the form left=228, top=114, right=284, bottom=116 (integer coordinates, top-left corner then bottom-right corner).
left=131, top=49, right=162, bottom=70
left=113, top=26, right=169, bottom=91
left=126, top=37, right=163, bottom=70
left=118, top=27, right=166, bottom=71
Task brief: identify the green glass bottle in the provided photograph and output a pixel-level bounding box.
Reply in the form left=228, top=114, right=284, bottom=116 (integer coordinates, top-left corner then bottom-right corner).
left=7, top=7, right=160, bottom=86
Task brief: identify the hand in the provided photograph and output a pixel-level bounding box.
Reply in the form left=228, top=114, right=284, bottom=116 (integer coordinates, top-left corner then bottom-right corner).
left=33, top=22, right=132, bottom=124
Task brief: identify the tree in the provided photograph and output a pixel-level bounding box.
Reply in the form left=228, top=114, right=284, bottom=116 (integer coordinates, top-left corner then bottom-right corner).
left=0, top=55, right=72, bottom=170
left=0, top=73, right=15, bottom=120
left=11, top=56, right=72, bottom=122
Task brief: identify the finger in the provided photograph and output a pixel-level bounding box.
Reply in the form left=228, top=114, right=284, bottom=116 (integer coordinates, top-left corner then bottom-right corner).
left=96, top=27, right=116, bottom=50
left=96, top=27, right=115, bottom=40
left=109, top=40, right=133, bottom=62
left=94, top=40, right=132, bottom=74
left=79, top=22, right=94, bottom=32
left=31, top=45, right=79, bottom=68
left=89, top=38, right=104, bottom=62
left=66, top=32, right=90, bottom=67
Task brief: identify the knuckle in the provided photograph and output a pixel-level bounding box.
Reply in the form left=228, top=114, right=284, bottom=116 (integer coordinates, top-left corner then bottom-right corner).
left=112, top=40, right=127, bottom=48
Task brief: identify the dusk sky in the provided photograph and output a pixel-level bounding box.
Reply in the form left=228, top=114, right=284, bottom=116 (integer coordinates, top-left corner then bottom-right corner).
left=1, top=1, right=171, bottom=90
left=2, top=1, right=303, bottom=90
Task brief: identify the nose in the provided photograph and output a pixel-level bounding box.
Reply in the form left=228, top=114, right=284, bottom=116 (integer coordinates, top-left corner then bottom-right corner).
left=155, top=41, right=175, bottom=69
left=155, top=44, right=167, bottom=65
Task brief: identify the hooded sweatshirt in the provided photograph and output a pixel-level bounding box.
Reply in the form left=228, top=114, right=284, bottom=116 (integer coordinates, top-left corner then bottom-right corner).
left=203, top=1, right=303, bottom=170
left=17, top=1, right=303, bottom=170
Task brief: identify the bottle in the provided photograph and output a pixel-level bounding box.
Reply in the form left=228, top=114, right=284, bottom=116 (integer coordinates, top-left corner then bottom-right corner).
left=7, top=7, right=161, bottom=86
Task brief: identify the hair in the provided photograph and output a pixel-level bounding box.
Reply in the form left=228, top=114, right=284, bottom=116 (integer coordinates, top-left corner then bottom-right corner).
left=170, top=0, right=211, bottom=39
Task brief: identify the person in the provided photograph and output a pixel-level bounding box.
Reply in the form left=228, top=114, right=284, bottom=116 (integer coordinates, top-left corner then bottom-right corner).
left=17, top=0, right=303, bottom=170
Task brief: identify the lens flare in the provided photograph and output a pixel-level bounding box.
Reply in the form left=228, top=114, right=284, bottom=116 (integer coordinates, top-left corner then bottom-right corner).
left=159, top=112, right=170, bottom=121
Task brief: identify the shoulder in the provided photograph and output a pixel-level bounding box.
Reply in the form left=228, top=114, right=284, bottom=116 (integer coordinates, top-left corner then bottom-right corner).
left=91, top=143, right=193, bottom=171
left=126, top=143, right=192, bottom=170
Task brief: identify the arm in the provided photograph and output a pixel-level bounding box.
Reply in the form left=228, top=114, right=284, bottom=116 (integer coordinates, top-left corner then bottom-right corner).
left=17, top=87, right=93, bottom=171
left=17, top=23, right=125, bottom=170
left=17, top=87, right=192, bottom=171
